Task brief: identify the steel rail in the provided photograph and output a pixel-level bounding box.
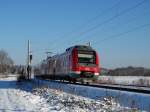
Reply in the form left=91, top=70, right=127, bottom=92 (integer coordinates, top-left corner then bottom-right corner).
left=35, top=77, right=150, bottom=95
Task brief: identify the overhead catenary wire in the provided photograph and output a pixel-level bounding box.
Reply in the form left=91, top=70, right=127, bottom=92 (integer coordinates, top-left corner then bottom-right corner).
left=49, top=0, right=148, bottom=51
left=93, top=23, right=150, bottom=45
left=48, top=0, right=123, bottom=50
left=81, top=10, right=150, bottom=45
left=34, top=0, right=149, bottom=59
left=71, top=0, right=148, bottom=45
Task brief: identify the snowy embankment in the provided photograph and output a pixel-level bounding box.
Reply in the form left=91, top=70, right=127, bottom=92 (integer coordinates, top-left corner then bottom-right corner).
left=34, top=78, right=150, bottom=111
left=0, top=75, right=150, bottom=112
left=0, top=75, right=132, bottom=112
left=98, top=76, right=150, bottom=86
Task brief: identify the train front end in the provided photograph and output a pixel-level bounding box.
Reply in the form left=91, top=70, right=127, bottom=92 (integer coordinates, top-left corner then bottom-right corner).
left=70, top=45, right=100, bottom=82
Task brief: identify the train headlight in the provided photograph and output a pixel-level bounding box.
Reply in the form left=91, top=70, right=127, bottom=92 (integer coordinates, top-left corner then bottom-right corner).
left=94, top=73, right=99, bottom=75
left=70, top=71, right=81, bottom=74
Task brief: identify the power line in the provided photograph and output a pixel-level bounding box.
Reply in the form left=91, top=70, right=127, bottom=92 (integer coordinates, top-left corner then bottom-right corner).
left=35, top=0, right=148, bottom=55
left=93, top=23, right=150, bottom=45
left=62, top=0, right=122, bottom=37
left=81, top=10, right=150, bottom=45
left=48, top=0, right=122, bottom=50
left=71, top=0, right=147, bottom=44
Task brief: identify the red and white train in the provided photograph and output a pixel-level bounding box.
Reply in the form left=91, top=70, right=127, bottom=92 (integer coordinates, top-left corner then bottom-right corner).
left=37, top=45, right=100, bottom=83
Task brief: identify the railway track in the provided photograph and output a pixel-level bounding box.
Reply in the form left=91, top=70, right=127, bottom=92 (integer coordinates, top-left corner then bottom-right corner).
left=35, top=78, right=150, bottom=95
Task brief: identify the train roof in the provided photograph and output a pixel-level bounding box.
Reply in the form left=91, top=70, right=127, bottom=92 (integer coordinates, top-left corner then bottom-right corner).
left=66, top=45, right=94, bottom=52
left=44, top=45, right=96, bottom=62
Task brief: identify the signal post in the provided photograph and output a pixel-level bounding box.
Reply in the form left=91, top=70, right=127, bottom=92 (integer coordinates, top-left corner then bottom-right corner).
left=27, top=40, right=32, bottom=80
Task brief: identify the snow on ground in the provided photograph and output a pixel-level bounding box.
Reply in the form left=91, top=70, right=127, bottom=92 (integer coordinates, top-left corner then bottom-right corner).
left=0, top=75, right=149, bottom=112
left=34, top=79, right=150, bottom=112
left=98, top=76, right=150, bottom=86
left=32, top=87, right=132, bottom=112
left=0, top=75, right=133, bottom=112
left=0, top=75, right=51, bottom=112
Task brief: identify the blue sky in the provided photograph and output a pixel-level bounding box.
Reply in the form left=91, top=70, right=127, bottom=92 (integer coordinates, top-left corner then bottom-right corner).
left=0, top=0, right=150, bottom=68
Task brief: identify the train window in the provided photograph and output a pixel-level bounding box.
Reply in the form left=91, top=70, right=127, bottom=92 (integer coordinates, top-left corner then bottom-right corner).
left=78, top=54, right=93, bottom=58
left=78, top=51, right=96, bottom=64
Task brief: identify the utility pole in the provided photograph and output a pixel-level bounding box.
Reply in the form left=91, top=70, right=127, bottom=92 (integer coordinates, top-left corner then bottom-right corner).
left=27, top=40, right=32, bottom=80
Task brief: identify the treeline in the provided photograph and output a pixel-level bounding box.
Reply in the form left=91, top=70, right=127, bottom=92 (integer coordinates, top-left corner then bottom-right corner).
left=0, top=50, right=14, bottom=74
left=101, top=66, right=150, bottom=76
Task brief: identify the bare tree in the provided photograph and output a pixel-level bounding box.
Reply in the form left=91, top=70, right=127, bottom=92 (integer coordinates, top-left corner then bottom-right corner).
left=0, top=50, right=14, bottom=74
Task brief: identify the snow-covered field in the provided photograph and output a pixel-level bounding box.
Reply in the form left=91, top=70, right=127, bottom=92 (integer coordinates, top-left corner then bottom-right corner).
left=98, top=76, right=150, bottom=86
left=0, top=75, right=150, bottom=112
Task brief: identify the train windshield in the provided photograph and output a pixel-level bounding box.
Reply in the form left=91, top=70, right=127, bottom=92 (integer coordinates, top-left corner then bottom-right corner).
left=78, top=51, right=96, bottom=65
